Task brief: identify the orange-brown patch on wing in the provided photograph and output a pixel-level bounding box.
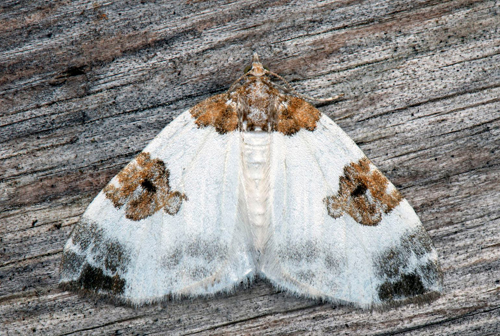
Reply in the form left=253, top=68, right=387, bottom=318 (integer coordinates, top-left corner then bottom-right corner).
left=190, top=93, right=238, bottom=134
left=324, top=157, right=403, bottom=226
left=104, top=152, right=187, bottom=221
left=277, top=97, right=321, bottom=136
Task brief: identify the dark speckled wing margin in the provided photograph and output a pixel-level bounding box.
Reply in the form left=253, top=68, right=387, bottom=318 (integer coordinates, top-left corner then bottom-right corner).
left=260, top=114, right=442, bottom=307
left=60, top=110, right=255, bottom=305
left=60, top=219, right=129, bottom=296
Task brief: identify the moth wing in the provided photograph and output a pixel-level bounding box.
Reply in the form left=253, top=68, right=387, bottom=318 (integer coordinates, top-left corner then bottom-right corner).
left=261, top=114, right=442, bottom=307
left=60, top=110, right=254, bottom=304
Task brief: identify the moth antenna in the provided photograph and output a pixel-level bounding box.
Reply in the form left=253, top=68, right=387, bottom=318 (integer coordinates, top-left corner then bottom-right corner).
left=228, top=54, right=343, bottom=103
left=268, top=70, right=344, bottom=103
left=227, top=72, right=250, bottom=94
left=228, top=53, right=272, bottom=94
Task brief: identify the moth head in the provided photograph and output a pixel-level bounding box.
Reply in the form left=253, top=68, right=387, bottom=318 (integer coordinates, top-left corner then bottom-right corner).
left=244, top=53, right=268, bottom=77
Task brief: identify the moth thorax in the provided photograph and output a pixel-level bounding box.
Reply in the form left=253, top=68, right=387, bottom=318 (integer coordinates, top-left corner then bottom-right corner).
left=234, top=78, right=279, bottom=132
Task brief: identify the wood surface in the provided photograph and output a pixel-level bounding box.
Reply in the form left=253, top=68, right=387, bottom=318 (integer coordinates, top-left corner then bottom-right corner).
left=1, top=0, right=499, bottom=334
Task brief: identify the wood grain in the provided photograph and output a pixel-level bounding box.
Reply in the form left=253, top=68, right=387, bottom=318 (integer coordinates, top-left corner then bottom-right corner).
left=1, top=0, right=499, bottom=334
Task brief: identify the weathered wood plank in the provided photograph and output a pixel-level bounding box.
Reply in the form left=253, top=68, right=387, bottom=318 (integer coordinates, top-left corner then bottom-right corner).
left=1, top=0, right=499, bottom=334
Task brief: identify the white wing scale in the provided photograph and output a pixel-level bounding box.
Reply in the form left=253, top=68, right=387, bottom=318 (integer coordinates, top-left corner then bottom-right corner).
left=61, top=112, right=441, bottom=307
left=261, top=115, right=441, bottom=306
left=60, top=111, right=254, bottom=304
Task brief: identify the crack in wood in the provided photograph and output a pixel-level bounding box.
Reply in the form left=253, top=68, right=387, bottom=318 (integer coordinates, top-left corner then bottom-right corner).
left=373, top=305, right=499, bottom=336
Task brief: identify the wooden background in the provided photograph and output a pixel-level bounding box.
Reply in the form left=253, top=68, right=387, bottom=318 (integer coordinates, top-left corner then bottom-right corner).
left=1, top=0, right=499, bottom=334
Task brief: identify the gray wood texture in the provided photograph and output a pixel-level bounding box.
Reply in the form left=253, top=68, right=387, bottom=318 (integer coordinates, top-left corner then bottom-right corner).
left=1, top=0, right=499, bottom=334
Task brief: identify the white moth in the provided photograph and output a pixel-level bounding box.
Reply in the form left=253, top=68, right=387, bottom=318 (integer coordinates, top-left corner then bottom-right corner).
left=60, top=54, right=442, bottom=307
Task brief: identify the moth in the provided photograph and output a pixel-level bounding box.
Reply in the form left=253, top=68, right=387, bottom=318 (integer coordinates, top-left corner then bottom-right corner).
left=60, top=54, right=442, bottom=307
